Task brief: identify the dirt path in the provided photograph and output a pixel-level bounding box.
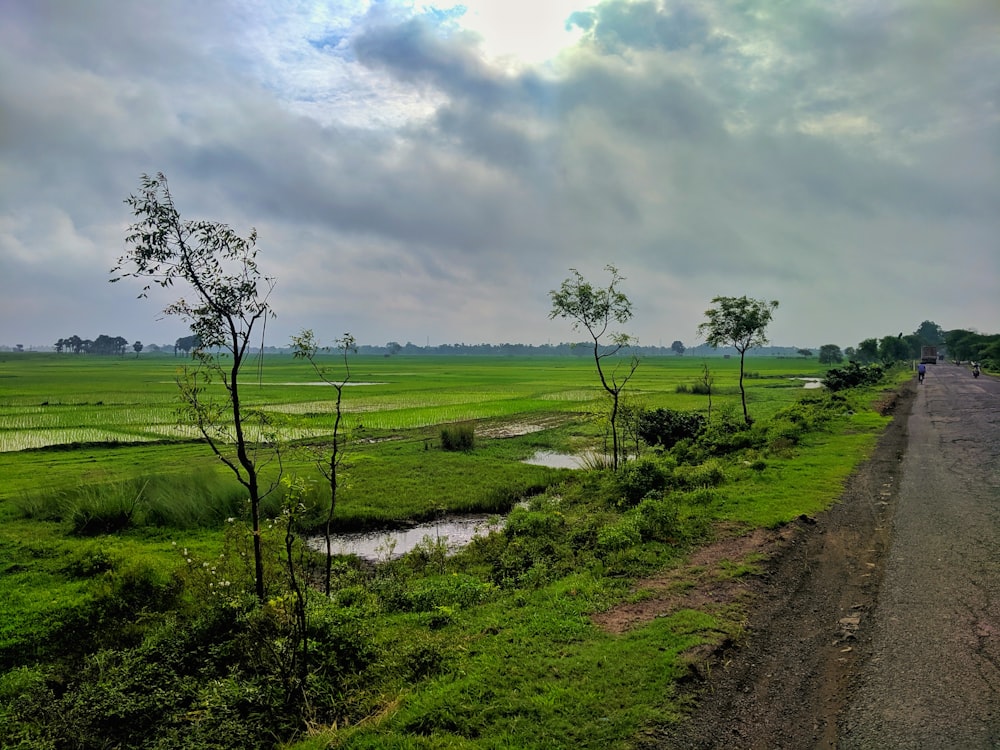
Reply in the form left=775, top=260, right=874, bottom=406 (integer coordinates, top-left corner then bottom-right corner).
left=640, top=364, right=1000, bottom=749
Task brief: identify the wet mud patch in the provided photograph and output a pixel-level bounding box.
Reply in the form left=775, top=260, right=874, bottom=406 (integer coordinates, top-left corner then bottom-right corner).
left=476, top=414, right=576, bottom=439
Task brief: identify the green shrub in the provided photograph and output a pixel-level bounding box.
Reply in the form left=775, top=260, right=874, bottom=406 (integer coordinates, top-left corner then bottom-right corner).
left=404, top=573, right=497, bottom=612
left=440, top=422, right=475, bottom=451
left=638, top=408, right=706, bottom=450
left=616, top=458, right=669, bottom=508
left=632, top=493, right=681, bottom=542
left=597, top=516, right=642, bottom=551
left=674, top=459, right=726, bottom=489
left=504, top=507, right=567, bottom=539
left=823, top=362, right=885, bottom=391
left=682, top=487, right=716, bottom=505
left=696, top=405, right=758, bottom=455
left=307, top=598, right=381, bottom=682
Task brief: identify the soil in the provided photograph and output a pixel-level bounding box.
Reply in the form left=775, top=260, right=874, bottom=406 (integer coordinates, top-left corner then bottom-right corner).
left=593, top=381, right=915, bottom=749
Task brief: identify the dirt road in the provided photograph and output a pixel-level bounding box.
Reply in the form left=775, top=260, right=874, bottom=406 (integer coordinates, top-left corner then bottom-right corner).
left=645, top=363, right=1000, bottom=749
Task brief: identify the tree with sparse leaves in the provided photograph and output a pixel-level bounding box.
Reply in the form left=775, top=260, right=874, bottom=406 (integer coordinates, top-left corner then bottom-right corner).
left=549, top=266, right=639, bottom=470
left=697, top=295, right=779, bottom=425
left=291, top=329, right=356, bottom=597
left=111, top=172, right=277, bottom=602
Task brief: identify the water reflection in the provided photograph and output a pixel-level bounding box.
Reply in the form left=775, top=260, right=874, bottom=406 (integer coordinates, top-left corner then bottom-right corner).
left=521, top=450, right=590, bottom=469
left=792, top=377, right=824, bottom=389
left=307, top=514, right=502, bottom=562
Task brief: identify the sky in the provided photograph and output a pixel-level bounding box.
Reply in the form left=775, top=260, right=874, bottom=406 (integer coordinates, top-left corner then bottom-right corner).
left=1, top=0, right=998, bottom=352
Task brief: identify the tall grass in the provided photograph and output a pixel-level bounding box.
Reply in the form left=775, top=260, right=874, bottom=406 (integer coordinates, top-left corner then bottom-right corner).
left=15, top=471, right=259, bottom=532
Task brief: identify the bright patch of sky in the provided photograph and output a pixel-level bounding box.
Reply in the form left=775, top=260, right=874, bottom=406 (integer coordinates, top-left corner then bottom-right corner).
left=233, top=1, right=588, bottom=128
left=439, top=0, right=587, bottom=66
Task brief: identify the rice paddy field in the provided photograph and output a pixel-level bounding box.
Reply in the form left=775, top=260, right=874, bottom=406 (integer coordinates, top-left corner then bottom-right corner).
left=1, top=351, right=903, bottom=749
left=0, top=350, right=835, bottom=519
left=0, top=351, right=827, bottom=456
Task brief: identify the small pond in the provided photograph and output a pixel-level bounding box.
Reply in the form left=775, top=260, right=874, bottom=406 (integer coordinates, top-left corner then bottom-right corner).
left=521, top=450, right=592, bottom=469
left=793, top=377, right=824, bottom=389
left=306, top=514, right=503, bottom=562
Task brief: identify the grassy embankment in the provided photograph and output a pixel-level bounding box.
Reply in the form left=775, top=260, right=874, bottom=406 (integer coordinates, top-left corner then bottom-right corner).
left=0, top=353, right=906, bottom=748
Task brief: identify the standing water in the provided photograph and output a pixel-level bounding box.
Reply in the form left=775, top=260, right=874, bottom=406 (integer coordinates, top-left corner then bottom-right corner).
left=306, top=514, right=503, bottom=562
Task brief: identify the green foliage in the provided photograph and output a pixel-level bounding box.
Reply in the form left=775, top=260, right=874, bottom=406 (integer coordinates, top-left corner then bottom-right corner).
left=695, top=403, right=756, bottom=456
left=878, top=335, right=910, bottom=364
left=440, top=422, right=475, bottom=451
left=823, top=362, right=885, bottom=391
left=14, top=471, right=317, bottom=532
left=0, top=353, right=911, bottom=750
left=549, top=265, right=639, bottom=471
left=631, top=493, right=682, bottom=542
left=597, top=515, right=642, bottom=551
left=402, top=574, right=498, bottom=612
left=637, top=407, right=706, bottom=450
left=673, top=459, right=726, bottom=489
left=818, top=344, right=843, bottom=364
left=616, top=457, right=670, bottom=508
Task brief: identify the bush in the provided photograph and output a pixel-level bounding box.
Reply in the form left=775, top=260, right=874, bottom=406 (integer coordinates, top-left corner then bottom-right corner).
left=597, top=516, right=642, bottom=551
left=674, top=459, right=726, bottom=489
left=616, top=458, right=670, bottom=509
left=504, top=507, right=567, bottom=540
left=823, top=362, right=884, bottom=391
left=638, top=408, right=706, bottom=450
left=695, top=404, right=757, bottom=456
left=440, top=423, right=475, bottom=451
left=632, top=493, right=681, bottom=542
left=403, top=573, right=498, bottom=612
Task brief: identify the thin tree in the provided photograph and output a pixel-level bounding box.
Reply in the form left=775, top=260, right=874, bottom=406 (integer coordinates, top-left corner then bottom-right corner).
left=697, top=295, right=779, bottom=425
left=111, top=172, right=277, bottom=602
left=549, top=265, right=639, bottom=470
left=700, top=361, right=715, bottom=420
left=290, top=329, right=356, bottom=597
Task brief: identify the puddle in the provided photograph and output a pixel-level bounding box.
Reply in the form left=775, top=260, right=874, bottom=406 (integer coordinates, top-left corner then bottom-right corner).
left=792, top=378, right=824, bottom=389
left=306, top=514, right=502, bottom=562
left=521, top=450, right=590, bottom=469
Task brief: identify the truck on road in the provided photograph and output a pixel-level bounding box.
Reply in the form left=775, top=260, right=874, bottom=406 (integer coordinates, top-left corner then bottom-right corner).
left=920, top=346, right=938, bottom=364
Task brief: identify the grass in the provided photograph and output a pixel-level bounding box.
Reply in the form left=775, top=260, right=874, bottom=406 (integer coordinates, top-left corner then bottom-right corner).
left=0, top=352, right=908, bottom=749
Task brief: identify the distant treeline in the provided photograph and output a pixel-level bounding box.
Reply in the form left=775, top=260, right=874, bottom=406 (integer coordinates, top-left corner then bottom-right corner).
left=19, top=337, right=816, bottom=358
left=347, top=342, right=807, bottom=358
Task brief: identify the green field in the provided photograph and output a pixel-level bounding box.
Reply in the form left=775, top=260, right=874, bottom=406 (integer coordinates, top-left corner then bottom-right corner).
left=0, top=351, right=824, bottom=451
left=0, top=351, right=902, bottom=749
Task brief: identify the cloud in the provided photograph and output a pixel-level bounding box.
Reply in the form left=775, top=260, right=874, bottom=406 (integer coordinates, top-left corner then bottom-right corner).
left=1, top=0, right=997, bottom=351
